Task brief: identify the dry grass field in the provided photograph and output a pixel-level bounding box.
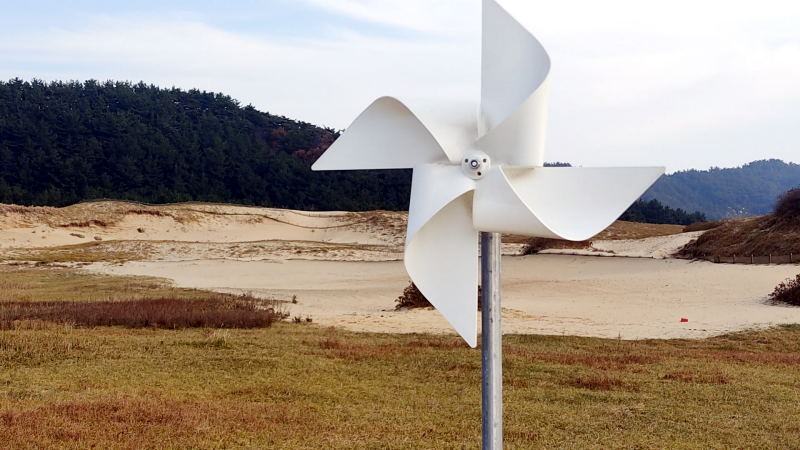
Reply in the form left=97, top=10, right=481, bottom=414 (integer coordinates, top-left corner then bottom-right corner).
left=2, top=265, right=800, bottom=449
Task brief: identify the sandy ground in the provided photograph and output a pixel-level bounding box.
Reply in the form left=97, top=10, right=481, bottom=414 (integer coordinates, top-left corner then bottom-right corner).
left=90, top=255, right=800, bottom=340
left=3, top=201, right=800, bottom=340
left=0, top=202, right=408, bottom=261
left=0, top=203, right=405, bottom=250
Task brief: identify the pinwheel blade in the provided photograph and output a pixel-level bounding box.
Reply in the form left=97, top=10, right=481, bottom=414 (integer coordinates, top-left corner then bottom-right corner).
left=405, top=192, right=479, bottom=347
left=407, top=163, right=477, bottom=244
left=478, top=0, right=551, bottom=167
left=312, top=97, right=449, bottom=171
left=400, top=100, right=480, bottom=165
left=473, top=166, right=665, bottom=241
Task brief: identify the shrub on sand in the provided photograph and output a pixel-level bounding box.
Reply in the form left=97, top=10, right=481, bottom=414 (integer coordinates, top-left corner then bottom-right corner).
left=769, top=274, right=800, bottom=306
left=395, top=282, right=482, bottom=310
left=774, top=188, right=800, bottom=220
left=395, top=283, right=432, bottom=309
left=521, top=237, right=590, bottom=255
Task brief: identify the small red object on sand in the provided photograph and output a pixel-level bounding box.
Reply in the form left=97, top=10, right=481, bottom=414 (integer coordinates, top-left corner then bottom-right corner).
left=680, top=318, right=689, bottom=323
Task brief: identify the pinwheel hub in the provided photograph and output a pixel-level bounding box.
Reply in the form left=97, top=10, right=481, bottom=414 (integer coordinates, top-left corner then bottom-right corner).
left=461, top=151, right=492, bottom=180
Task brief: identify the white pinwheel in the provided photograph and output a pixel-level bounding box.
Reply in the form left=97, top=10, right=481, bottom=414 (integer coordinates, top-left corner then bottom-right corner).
left=313, top=0, right=664, bottom=347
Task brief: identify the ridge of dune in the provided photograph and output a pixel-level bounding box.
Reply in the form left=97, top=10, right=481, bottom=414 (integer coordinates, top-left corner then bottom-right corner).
left=0, top=202, right=407, bottom=260
left=540, top=231, right=706, bottom=259
left=1, top=201, right=696, bottom=262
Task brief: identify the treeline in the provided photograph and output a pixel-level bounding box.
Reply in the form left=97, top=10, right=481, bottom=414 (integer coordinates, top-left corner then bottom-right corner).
left=0, top=78, right=705, bottom=225
left=620, top=198, right=707, bottom=226
left=0, top=79, right=411, bottom=211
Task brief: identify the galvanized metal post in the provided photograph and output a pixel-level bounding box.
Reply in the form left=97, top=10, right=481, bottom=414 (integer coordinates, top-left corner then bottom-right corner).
left=481, top=232, right=502, bottom=449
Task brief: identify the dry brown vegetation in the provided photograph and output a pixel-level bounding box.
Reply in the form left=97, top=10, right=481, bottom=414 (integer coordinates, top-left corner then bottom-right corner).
left=509, top=221, right=687, bottom=254
left=3, top=241, right=150, bottom=263
left=680, top=188, right=800, bottom=260
left=339, top=210, right=408, bottom=241
left=395, top=282, right=432, bottom=309
left=395, top=282, right=482, bottom=311
left=520, top=238, right=591, bottom=255
left=769, top=274, right=800, bottom=306
left=594, top=220, right=686, bottom=240
left=2, top=239, right=405, bottom=264
left=678, top=214, right=800, bottom=259
left=683, top=220, right=725, bottom=233
left=2, top=266, right=800, bottom=448
left=505, top=220, right=686, bottom=251
left=2, top=321, right=800, bottom=449
left=774, top=188, right=800, bottom=219
left=0, top=296, right=284, bottom=330
left=0, top=201, right=193, bottom=228
left=0, top=397, right=289, bottom=449
left=0, top=264, right=287, bottom=330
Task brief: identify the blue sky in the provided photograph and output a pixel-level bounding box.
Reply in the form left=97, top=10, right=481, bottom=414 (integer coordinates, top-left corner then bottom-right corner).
left=0, top=1, right=410, bottom=41
left=1, top=0, right=799, bottom=172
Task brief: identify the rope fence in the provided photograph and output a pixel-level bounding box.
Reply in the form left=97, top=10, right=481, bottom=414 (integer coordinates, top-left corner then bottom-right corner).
left=523, top=250, right=799, bottom=265
left=702, top=254, right=797, bottom=265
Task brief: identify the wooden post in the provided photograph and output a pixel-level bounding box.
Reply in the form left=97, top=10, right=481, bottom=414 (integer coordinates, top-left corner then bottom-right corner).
left=770, top=254, right=772, bottom=264
left=751, top=254, right=754, bottom=264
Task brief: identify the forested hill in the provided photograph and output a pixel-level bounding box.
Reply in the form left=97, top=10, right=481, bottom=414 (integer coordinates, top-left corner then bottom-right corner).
left=0, top=78, right=707, bottom=225
left=642, top=160, right=800, bottom=220
left=0, top=79, right=411, bottom=210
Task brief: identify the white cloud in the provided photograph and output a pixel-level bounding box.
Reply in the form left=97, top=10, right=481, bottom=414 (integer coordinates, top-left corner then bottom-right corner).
left=2, top=0, right=799, bottom=171
left=0, top=16, right=479, bottom=130
left=290, top=0, right=800, bottom=170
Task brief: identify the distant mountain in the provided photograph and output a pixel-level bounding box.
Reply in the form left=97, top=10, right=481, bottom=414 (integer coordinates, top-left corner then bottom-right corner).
left=643, top=159, right=800, bottom=220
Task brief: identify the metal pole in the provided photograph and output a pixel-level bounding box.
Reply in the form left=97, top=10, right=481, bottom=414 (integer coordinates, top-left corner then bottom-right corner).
left=481, top=232, right=502, bottom=449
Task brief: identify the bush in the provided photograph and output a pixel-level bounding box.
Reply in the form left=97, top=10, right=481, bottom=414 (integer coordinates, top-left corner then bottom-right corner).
left=774, top=188, right=800, bottom=219
left=395, top=282, right=482, bottom=310
left=395, top=283, right=431, bottom=309
left=521, top=238, right=591, bottom=255
left=769, top=274, right=800, bottom=306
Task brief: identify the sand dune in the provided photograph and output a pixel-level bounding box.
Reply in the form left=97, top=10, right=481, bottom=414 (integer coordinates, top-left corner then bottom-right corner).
left=0, top=202, right=405, bottom=250
left=3, top=201, right=799, bottom=340
left=0, top=202, right=407, bottom=261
